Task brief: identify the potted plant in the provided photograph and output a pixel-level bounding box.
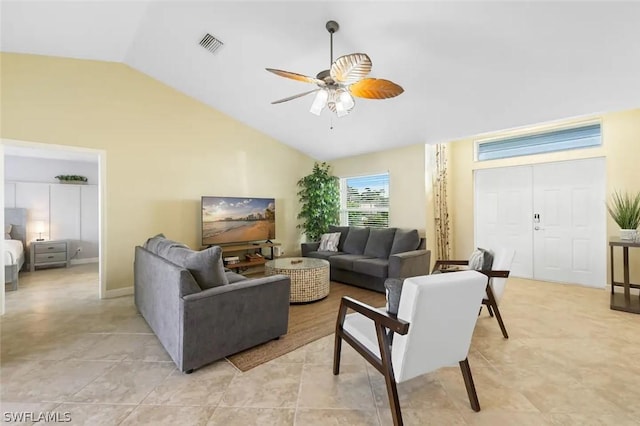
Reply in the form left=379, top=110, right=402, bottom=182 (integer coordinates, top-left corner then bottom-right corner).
left=55, top=175, right=88, bottom=184
left=607, top=190, right=640, bottom=240
left=297, top=162, right=340, bottom=241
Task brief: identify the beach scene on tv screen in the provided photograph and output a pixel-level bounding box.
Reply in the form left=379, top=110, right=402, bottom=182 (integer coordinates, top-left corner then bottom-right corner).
left=202, top=197, right=275, bottom=245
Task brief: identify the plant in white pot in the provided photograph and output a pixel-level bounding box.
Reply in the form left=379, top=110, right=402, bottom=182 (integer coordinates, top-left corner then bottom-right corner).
left=607, top=191, right=640, bottom=240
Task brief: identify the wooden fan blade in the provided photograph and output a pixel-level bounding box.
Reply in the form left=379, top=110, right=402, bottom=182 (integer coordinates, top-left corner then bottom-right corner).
left=265, top=68, right=324, bottom=85
left=271, top=89, right=320, bottom=104
left=349, top=78, right=404, bottom=99
left=330, top=53, right=372, bottom=84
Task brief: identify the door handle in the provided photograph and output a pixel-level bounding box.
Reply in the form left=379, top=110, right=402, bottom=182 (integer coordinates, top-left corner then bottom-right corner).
left=534, top=226, right=544, bottom=231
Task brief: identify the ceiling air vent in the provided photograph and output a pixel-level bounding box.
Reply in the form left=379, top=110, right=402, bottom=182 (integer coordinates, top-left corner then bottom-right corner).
left=199, top=33, right=224, bottom=54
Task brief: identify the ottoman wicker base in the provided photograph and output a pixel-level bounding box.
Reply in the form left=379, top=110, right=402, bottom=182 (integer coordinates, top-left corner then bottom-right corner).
left=265, top=257, right=330, bottom=303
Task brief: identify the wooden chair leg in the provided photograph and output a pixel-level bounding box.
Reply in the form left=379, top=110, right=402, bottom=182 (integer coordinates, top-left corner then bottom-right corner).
left=459, top=358, right=480, bottom=412
left=487, top=304, right=494, bottom=317
left=485, top=286, right=509, bottom=339
left=334, top=300, right=349, bottom=376
left=385, top=372, right=403, bottom=426
left=492, top=304, right=509, bottom=339
left=375, top=324, right=403, bottom=426
left=333, top=332, right=342, bottom=375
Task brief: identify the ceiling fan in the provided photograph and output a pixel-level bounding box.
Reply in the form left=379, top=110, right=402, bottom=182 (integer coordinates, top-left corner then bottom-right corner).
left=266, top=20, right=404, bottom=117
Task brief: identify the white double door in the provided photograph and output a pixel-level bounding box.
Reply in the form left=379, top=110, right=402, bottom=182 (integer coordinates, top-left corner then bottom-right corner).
left=474, top=157, right=606, bottom=287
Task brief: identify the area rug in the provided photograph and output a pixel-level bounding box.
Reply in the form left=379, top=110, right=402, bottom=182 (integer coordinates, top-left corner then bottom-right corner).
left=227, top=281, right=386, bottom=372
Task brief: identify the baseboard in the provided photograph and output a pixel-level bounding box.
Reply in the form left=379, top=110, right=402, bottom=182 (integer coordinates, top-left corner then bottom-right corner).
left=70, top=257, right=99, bottom=266
left=105, top=286, right=133, bottom=298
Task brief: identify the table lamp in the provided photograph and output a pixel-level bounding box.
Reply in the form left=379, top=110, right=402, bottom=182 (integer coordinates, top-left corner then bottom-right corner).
left=35, top=221, right=45, bottom=241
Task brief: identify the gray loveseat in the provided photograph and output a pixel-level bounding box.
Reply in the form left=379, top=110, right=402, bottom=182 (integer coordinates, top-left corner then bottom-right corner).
left=134, top=236, right=290, bottom=373
left=301, top=226, right=430, bottom=293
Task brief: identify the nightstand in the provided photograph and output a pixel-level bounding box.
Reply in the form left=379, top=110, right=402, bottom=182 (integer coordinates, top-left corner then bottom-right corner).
left=30, top=240, right=70, bottom=272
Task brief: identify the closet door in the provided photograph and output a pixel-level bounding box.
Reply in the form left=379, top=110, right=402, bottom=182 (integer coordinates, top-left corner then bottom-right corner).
left=474, top=165, right=534, bottom=278
left=80, top=185, right=99, bottom=259
left=532, top=158, right=606, bottom=287
left=15, top=182, right=50, bottom=241
left=474, top=158, right=606, bottom=287
left=50, top=184, right=81, bottom=242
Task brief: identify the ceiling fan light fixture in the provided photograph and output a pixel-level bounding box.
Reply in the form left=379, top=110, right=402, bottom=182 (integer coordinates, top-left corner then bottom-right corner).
left=338, top=89, right=355, bottom=110
left=310, top=89, right=329, bottom=115
left=266, top=20, right=403, bottom=117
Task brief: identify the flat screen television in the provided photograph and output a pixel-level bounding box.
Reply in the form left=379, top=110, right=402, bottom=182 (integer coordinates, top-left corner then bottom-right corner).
left=202, top=196, right=275, bottom=246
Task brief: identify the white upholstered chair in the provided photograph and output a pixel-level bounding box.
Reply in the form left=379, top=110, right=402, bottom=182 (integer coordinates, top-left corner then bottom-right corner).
left=334, top=271, right=487, bottom=426
left=432, top=248, right=516, bottom=339
left=484, top=248, right=516, bottom=333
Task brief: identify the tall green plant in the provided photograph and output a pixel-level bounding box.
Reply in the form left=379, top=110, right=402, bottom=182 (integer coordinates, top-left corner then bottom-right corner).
left=297, top=162, right=340, bottom=241
left=607, top=191, right=640, bottom=229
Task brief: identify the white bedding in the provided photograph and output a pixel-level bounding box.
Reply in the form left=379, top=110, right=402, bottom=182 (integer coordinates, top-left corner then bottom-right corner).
left=4, top=239, right=24, bottom=265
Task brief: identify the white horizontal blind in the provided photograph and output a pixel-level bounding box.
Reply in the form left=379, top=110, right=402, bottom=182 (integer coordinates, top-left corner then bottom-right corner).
left=477, top=123, right=601, bottom=161
left=340, top=173, right=389, bottom=228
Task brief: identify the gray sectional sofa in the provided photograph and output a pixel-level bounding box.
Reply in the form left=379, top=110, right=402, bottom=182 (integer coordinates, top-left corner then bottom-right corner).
left=301, top=226, right=430, bottom=293
left=134, top=235, right=290, bottom=373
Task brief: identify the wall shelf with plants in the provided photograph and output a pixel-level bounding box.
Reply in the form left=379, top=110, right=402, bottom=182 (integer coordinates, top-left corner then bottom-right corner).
left=55, top=175, right=88, bottom=184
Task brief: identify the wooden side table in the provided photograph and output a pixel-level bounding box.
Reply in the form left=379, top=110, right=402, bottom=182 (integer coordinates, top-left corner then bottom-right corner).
left=609, top=237, right=640, bottom=314
left=30, top=240, right=70, bottom=272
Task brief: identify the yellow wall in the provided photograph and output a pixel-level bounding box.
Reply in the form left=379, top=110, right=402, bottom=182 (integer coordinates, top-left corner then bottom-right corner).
left=448, top=108, right=640, bottom=283
left=330, top=144, right=434, bottom=258
left=0, top=53, right=315, bottom=291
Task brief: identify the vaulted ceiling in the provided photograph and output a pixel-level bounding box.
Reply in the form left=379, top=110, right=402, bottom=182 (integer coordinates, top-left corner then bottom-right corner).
left=2, top=1, right=639, bottom=160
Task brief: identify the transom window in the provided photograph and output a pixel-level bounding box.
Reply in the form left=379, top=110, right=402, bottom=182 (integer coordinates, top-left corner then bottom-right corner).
left=476, top=123, right=602, bottom=161
left=340, top=173, right=389, bottom=228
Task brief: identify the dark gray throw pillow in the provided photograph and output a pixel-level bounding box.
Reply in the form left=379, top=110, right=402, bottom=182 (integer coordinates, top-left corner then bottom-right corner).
left=468, top=248, right=494, bottom=270
left=342, top=227, right=370, bottom=255
left=364, top=228, right=397, bottom=259
left=143, top=233, right=166, bottom=253
left=384, top=277, right=405, bottom=315
left=390, top=229, right=421, bottom=255
left=164, top=245, right=229, bottom=290
left=144, top=234, right=191, bottom=258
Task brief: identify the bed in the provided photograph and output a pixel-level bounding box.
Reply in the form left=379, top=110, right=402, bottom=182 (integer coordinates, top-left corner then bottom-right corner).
left=5, top=208, right=27, bottom=291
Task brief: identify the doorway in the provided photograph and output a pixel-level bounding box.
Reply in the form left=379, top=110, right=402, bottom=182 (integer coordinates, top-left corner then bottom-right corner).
left=474, top=157, right=606, bottom=288
left=1, top=138, right=106, bottom=315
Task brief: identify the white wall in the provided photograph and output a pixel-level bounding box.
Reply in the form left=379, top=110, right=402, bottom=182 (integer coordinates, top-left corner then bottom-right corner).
left=4, top=156, right=99, bottom=262
left=4, top=155, right=98, bottom=184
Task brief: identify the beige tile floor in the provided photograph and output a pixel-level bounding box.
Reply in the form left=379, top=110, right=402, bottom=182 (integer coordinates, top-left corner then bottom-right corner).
left=1, top=264, right=640, bottom=425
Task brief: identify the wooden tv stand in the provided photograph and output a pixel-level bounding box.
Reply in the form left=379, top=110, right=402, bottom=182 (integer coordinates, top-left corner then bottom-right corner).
left=220, top=242, right=281, bottom=275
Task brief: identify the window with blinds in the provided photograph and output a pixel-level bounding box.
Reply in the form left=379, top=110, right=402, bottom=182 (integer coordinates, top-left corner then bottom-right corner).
left=340, top=173, right=389, bottom=228
left=476, top=123, right=601, bottom=161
